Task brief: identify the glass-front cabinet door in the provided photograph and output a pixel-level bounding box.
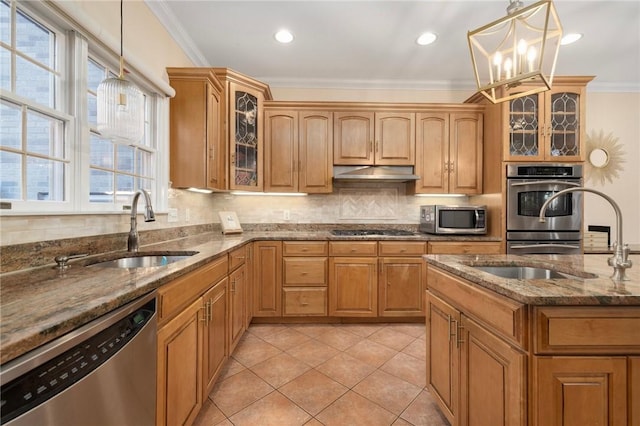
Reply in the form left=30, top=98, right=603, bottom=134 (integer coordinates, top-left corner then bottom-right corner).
left=504, top=78, right=589, bottom=162
left=229, top=82, right=264, bottom=191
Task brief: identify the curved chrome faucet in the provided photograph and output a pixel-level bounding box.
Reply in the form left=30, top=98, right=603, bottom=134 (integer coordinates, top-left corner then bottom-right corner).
left=539, top=187, right=632, bottom=281
left=128, top=189, right=155, bottom=252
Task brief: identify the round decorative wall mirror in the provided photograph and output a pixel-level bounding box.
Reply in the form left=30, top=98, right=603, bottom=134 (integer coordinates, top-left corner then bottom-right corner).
left=585, top=129, right=625, bottom=186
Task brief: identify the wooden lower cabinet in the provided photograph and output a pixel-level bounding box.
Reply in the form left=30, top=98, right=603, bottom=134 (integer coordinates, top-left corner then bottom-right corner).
left=253, top=241, right=282, bottom=316
left=229, top=263, right=246, bottom=353
left=283, top=242, right=328, bottom=316
left=533, top=356, right=628, bottom=426
left=329, top=257, right=378, bottom=317
left=425, top=293, right=459, bottom=424
left=202, top=277, right=228, bottom=398
left=156, top=297, right=204, bottom=426
left=631, top=357, right=640, bottom=426
left=460, top=315, right=526, bottom=426
left=379, top=257, right=425, bottom=316
left=427, top=241, right=502, bottom=254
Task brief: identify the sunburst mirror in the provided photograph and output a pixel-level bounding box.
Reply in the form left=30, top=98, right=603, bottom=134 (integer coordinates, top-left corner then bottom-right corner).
left=585, top=129, right=626, bottom=186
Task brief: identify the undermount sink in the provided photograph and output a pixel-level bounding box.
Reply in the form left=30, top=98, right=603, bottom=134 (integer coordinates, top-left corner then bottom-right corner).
left=474, top=265, right=574, bottom=280
left=88, top=251, right=199, bottom=268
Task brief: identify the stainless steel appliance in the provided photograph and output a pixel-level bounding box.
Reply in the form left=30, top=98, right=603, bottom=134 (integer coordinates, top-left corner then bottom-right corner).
left=0, top=292, right=157, bottom=426
left=419, top=205, right=487, bottom=235
left=506, top=164, right=583, bottom=254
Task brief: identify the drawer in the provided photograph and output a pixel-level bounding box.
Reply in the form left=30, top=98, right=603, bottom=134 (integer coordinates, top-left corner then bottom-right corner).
left=428, top=241, right=502, bottom=254
left=329, top=241, right=377, bottom=256
left=427, top=266, right=526, bottom=347
left=283, top=257, right=327, bottom=286
left=283, top=241, right=328, bottom=256
left=534, top=306, right=640, bottom=354
left=379, top=241, right=426, bottom=256
left=283, top=287, right=327, bottom=316
left=229, top=245, right=246, bottom=271
left=158, top=256, right=228, bottom=323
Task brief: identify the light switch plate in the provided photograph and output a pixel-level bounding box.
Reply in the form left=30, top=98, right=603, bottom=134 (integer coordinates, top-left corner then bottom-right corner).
left=167, top=208, right=178, bottom=223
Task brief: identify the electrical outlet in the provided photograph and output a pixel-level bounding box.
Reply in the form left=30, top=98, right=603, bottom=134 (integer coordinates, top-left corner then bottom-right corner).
left=283, top=210, right=290, bottom=220
left=185, top=208, right=191, bottom=222
left=167, top=208, right=178, bottom=223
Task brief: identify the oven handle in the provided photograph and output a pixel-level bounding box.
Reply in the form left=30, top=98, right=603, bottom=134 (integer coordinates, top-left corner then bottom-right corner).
left=510, top=243, right=582, bottom=249
left=509, top=180, right=582, bottom=188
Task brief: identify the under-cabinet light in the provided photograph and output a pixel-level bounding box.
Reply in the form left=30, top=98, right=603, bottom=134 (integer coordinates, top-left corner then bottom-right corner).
left=187, top=187, right=214, bottom=194
left=230, top=191, right=308, bottom=196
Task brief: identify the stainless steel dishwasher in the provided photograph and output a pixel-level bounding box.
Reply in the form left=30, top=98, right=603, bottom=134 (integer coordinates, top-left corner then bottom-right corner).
left=0, top=291, right=157, bottom=426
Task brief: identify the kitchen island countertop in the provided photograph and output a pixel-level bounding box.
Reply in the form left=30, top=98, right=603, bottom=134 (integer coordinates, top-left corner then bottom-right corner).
left=424, top=253, right=640, bottom=305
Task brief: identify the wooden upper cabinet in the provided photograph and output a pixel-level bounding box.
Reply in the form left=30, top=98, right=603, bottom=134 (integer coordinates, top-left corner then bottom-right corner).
left=415, top=110, right=483, bottom=194
left=167, top=68, right=225, bottom=190
left=504, top=84, right=589, bottom=162
left=264, top=108, right=332, bottom=193
left=334, top=112, right=415, bottom=165
left=213, top=68, right=272, bottom=192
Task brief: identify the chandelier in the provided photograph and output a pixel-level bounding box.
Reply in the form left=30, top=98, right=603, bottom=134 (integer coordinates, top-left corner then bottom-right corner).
left=468, top=0, right=563, bottom=103
left=97, top=0, right=144, bottom=144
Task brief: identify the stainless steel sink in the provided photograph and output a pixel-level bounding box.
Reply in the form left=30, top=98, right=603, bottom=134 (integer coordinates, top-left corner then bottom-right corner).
left=474, top=265, right=572, bottom=279
left=88, top=251, right=198, bottom=268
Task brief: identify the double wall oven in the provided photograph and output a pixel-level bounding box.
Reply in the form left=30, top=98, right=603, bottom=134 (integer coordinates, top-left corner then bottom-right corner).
left=506, top=164, right=583, bottom=254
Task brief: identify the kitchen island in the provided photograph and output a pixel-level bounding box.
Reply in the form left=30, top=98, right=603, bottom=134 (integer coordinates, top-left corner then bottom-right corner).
left=423, top=253, right=639, bottom=426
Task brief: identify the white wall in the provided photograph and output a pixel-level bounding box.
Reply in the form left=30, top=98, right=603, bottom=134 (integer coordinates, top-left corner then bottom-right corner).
left=584, top=92, right=640, bottom=245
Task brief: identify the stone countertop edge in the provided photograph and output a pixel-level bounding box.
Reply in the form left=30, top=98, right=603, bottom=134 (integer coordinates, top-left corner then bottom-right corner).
left=0, top=231, right=498, bottom=365
left=423, top=253, right=640, bottom=306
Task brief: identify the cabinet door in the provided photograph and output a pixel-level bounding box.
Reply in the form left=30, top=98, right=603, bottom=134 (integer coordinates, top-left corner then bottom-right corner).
left=504, top=93, right=543, bottom=160
left=333, top=112, right=375, bottom=165
left=449, top=112, right=483, bottom=194
left=229, top=82, right=264, bottom=191
left=169, top=75, right=222, bottom=190
left=534, top=356, right=628, bottom=426
left=207, top=83, right=225, bottom=189
left=264, top=110, right=298, bottom=192
left=415, top=113, right=449, bottom=193
left=329, top=257, right=377, bottom=317
left=379, top=257, right=425, bottom=316
left=202, top=278, right=228, bottom=397
left=253, top=241, right=282, bottom=317
left=425, top=292, right=459, bottom=425
left=245, top=243, right=254, bottom=326
left=459, top=315, right=526, bottom=426
left=374, top=112, right=415, bottom=165
left=157, top=297, right=203, bottom=426
left=630, top=357, right=640, bottom=426
left=544, top=86, right=585, bottom=162
left=300, top=111, right=333, bottom=193
left=229, top=264, right=246, bottom=353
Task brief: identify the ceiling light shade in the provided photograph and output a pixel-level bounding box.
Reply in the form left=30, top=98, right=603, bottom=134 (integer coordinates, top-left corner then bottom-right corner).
left=467, top=0, right=563, bottom=103
left=97, top=0, right=144, bottom=144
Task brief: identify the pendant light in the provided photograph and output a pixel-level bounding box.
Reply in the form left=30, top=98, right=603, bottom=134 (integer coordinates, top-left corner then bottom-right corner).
left=467, top=0, right=563, bottom=104
left=97, top=0, right=144, bottom=144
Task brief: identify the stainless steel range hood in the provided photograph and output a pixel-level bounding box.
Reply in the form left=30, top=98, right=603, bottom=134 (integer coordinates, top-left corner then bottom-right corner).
left=333, top=166, right=420, bottom=182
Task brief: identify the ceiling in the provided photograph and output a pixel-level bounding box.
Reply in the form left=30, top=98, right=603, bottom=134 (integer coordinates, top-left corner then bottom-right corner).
left=148, top=1, right=640, bottom=93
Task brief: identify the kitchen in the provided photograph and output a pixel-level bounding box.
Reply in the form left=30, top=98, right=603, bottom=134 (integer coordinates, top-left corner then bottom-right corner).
left=1, top=1, right=639, bottom=425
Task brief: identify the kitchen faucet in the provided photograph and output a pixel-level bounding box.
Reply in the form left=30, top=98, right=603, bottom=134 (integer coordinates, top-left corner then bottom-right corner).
left=539, top=188, right=632, bottom=281
left=128, top=189, right=155, bottom=252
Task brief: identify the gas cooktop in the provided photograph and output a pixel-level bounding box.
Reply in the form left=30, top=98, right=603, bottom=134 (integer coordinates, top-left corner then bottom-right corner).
left=330, top=229, right=416, bottom=236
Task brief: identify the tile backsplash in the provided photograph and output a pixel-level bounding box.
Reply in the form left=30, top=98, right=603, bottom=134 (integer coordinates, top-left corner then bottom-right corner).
left=0, top=184, right=467, bottom=246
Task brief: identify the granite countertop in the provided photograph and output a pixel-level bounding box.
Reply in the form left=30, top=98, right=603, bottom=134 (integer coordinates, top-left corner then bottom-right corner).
left=424, top=253, right=640, bottom=305
left=0, top=230, right=498, bottom=365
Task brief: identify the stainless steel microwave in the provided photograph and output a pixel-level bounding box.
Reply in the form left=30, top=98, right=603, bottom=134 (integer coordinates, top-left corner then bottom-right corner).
left=419, top=205, right=487, bottom=235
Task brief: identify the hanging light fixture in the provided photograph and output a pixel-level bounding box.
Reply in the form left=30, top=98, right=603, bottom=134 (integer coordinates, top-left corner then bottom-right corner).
left=468, top=0, right=562, bottom=104
left=97, top=0, right=144, bottom=143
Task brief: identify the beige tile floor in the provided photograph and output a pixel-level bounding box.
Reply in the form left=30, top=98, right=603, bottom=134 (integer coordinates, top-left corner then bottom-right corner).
left=194, top=323, right=450, bottom=426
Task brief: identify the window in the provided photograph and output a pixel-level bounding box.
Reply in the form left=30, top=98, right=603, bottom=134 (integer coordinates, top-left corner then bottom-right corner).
left=0, top=0, right=71, bottom=207
left=86, top=57, right=156, bottom=207
left=0, top=0, right=162, bottom=213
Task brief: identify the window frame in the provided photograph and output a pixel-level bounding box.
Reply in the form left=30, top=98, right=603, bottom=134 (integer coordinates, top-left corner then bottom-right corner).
left=0, top=0, right=167, bottom=215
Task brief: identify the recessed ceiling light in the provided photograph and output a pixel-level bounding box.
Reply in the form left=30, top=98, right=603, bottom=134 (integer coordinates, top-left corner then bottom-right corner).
left=274, top=29, right=294, bottom=44
left=416, top=32, right=437, bottom=46
left=561, top=33, right=583, bottom=45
